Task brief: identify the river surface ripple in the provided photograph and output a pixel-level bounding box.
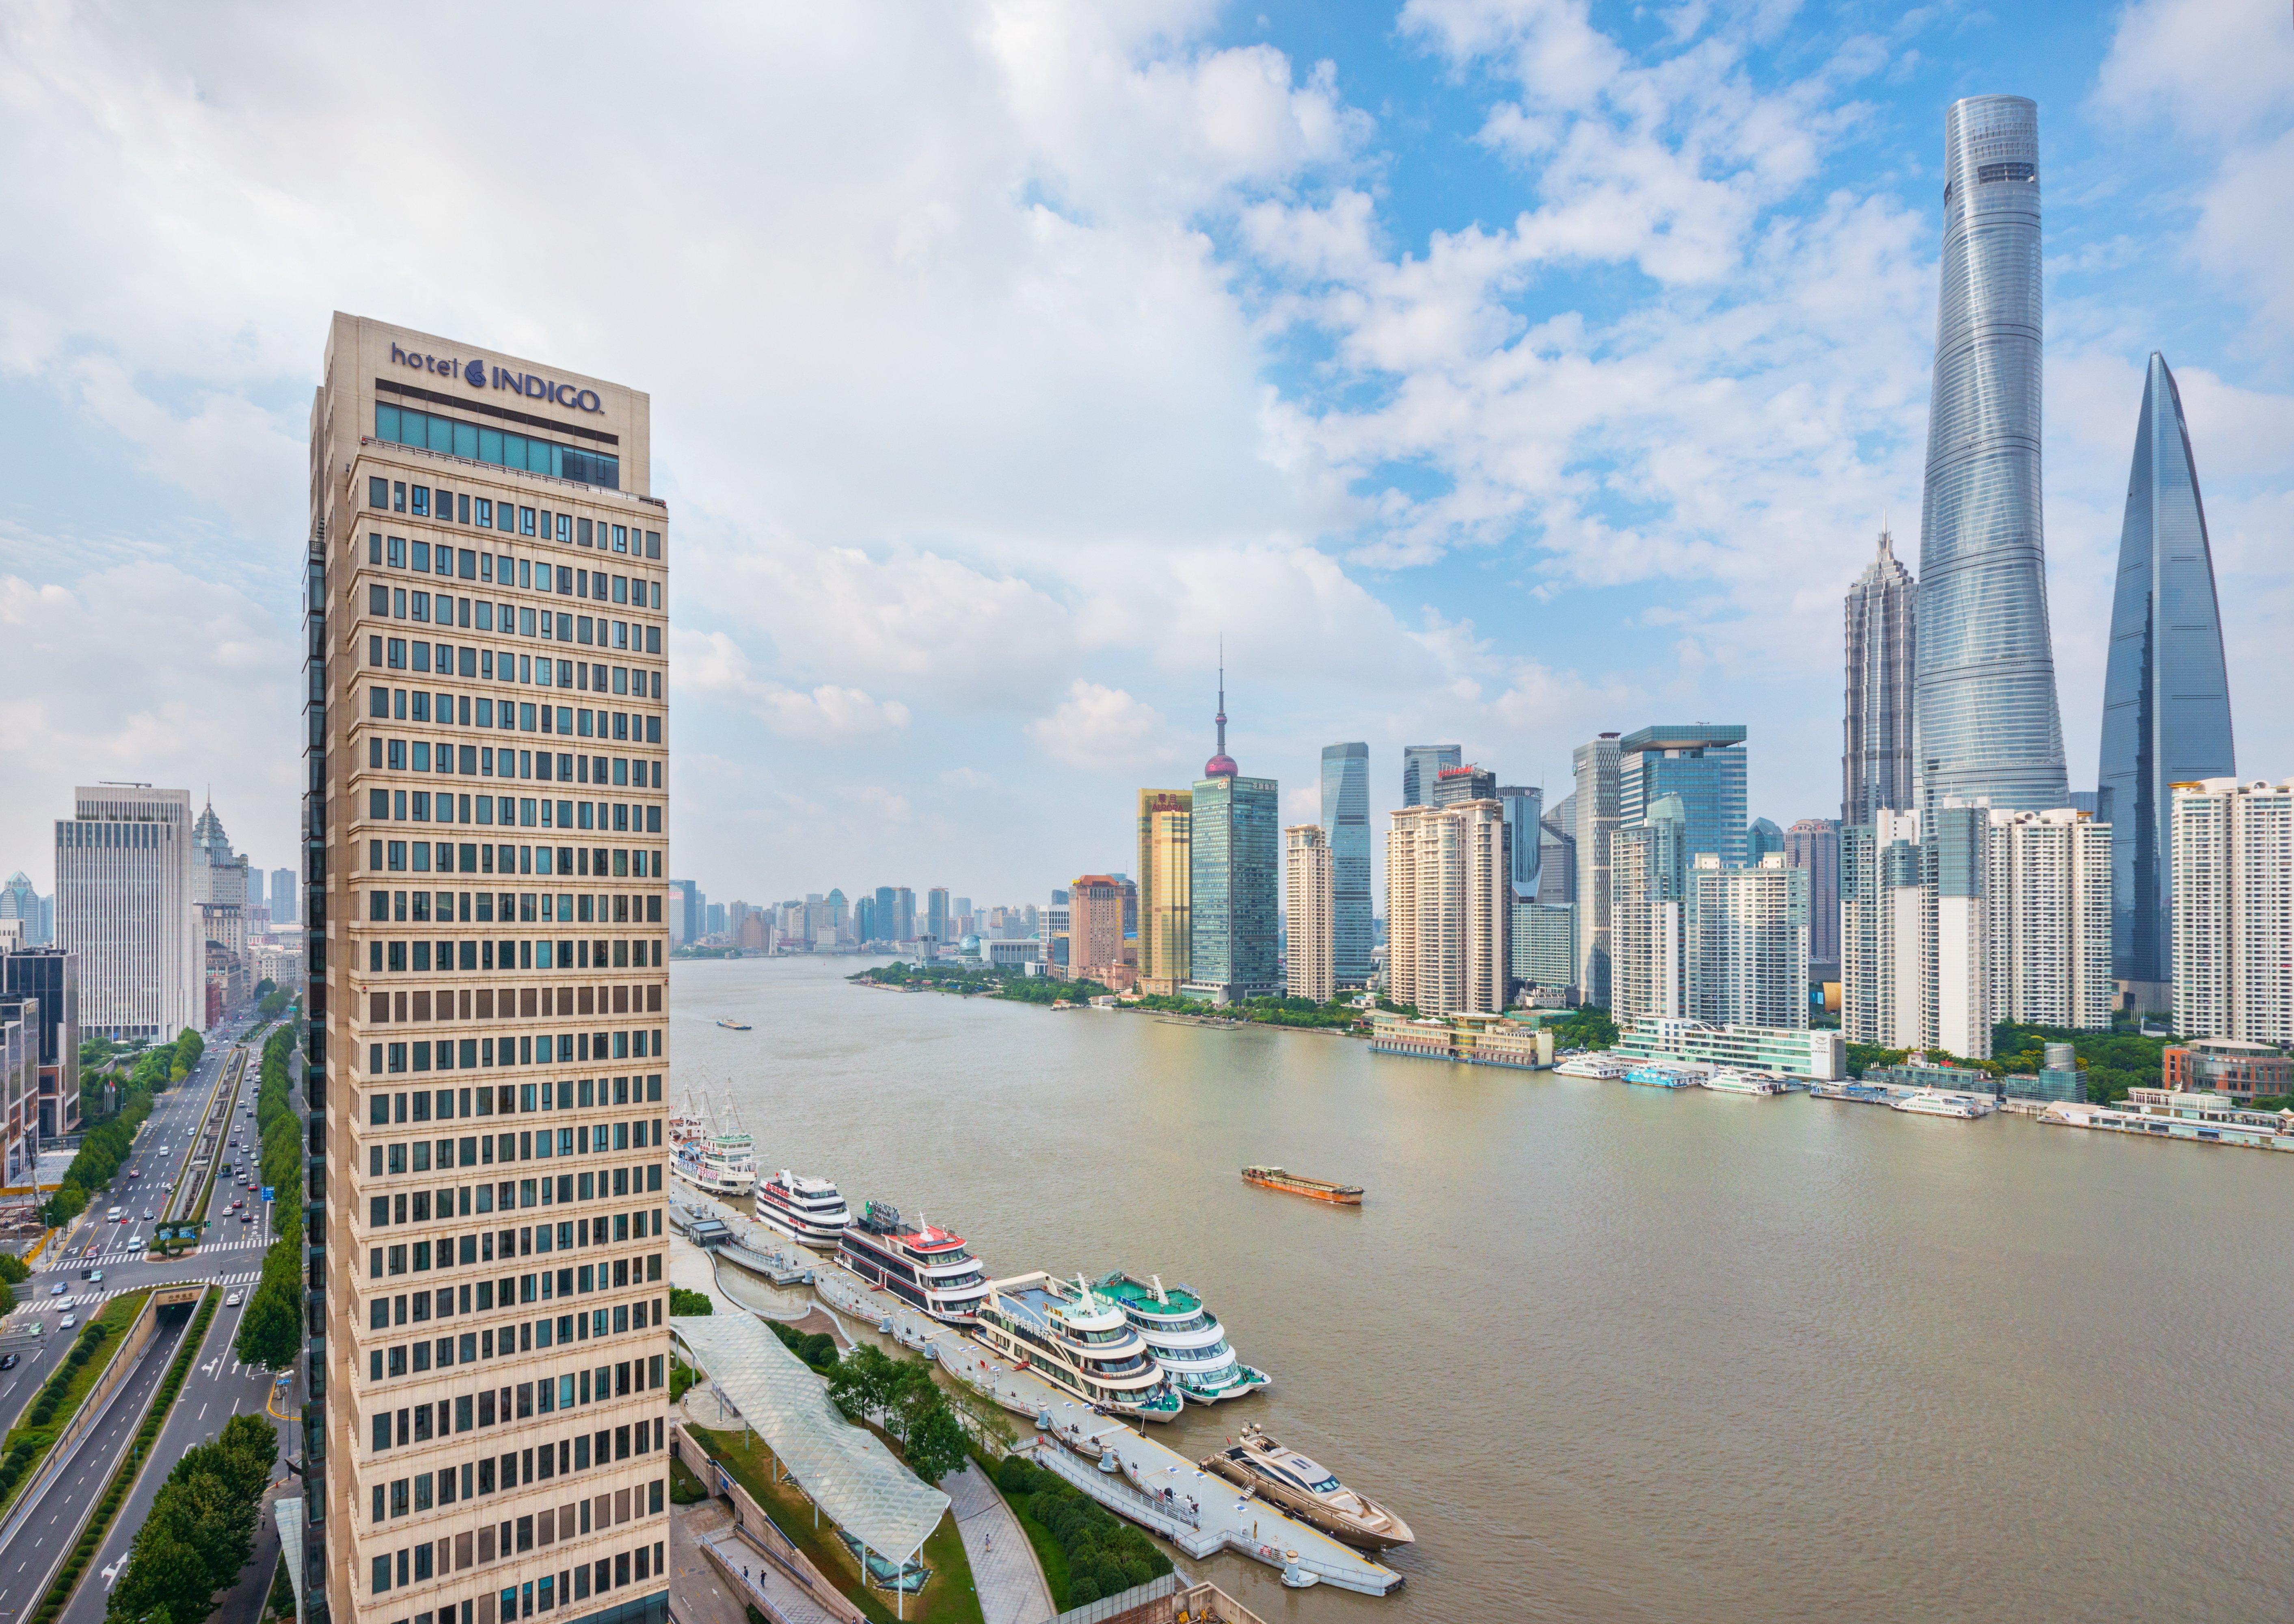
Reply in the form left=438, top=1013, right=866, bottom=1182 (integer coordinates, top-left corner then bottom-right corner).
left=676, top=957, right=2294, bottom=1624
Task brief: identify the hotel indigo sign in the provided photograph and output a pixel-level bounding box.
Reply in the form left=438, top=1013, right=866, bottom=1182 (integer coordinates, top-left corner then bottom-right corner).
left=389, top=343, right=603, bottom=413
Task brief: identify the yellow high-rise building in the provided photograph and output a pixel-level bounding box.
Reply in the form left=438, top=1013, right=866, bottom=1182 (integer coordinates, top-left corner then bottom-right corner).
left=1136, top=790, right=1192, bottom=995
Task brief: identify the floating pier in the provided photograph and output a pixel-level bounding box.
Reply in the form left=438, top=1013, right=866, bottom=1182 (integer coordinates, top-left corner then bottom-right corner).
left=811, top=1265, right=1403, bottom=1596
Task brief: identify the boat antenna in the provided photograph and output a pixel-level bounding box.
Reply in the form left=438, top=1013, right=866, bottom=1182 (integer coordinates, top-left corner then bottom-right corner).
left=1151, top=1272, right=1166, bottom=1304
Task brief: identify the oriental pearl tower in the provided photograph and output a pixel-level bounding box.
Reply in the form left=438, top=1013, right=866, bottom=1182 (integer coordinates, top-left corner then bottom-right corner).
left=1205, top=652, right=1238, bottom=779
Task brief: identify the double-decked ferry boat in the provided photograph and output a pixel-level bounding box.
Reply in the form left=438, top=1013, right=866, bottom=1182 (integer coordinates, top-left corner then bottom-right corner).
left=836, top=1201, right=989, bottom=1324
left=672, top=1093, right=757, bottom=1198
left=755, top=1169, right=850, bottom=1249
left=1892, top=1089, right=1994, bottom=1120
left=972, top=1273, right=1182, bottom=1422
left=1555, top=1054, right=1629, bottom=1080
left=1701, top=1069, right=1786, bottom=1096
left=1092, top=1270, right=1268, bottom=1404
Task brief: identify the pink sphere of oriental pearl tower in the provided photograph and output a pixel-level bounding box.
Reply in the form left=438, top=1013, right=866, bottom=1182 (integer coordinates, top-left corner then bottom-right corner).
left=1204, top=646, right=1238, bottom=780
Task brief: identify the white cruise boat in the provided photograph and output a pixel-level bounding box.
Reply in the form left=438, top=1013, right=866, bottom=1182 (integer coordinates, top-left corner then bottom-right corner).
left=1892, top=1089, right=1994, bottom=1120
left=755, top=1168, right=850, bottom=1248
left=1555, top=1054, right=1629, bottom=1080
left=837, top=1201, right=990, bottom=1323
left=1093, top=1270, right=1268, bottom=1403
left=667, top=1091, right=705, bottom=1149
left=972, top=1273, right=1183, bottom=1422
left=1702, top=1070, right=1786, bottom=1096
left=673, top=1093, right=757, bottom=1197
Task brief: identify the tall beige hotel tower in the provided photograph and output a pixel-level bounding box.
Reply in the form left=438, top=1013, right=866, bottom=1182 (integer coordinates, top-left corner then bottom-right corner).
left=305, top=315, right=672, bottom=1624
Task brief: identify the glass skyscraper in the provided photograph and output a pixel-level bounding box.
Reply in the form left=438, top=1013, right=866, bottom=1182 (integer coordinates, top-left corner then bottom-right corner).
left=1914, top=94, right=2068, bottom=812
left=1618, top=726, right=1748, bottom=870
left=1844, top=527, right=1916, bottom=825
left=1401, top=744, right=1460, bottom=808
left=2098, top=352, right=2234, bottom=1000
left=1185, top=674, right=1279, bottom=1000
left=1318, top=744, right=1371, bottom=988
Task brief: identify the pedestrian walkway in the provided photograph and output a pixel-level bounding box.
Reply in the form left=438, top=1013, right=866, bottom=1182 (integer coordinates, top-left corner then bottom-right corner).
left=944, top=1462, right=1054, bottom=1624
left=697, top=1525, right=847, bottom=1624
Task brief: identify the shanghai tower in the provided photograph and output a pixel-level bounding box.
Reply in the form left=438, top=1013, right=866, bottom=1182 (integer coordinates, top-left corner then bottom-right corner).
left=2097, top=352, right=2234, bottom=1004
left=1913, top=95, right=2069, bottom=812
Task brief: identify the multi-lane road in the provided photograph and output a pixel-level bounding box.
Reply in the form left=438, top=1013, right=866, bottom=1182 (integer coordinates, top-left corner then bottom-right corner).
left=0, top=1012, right=299, bottom=1624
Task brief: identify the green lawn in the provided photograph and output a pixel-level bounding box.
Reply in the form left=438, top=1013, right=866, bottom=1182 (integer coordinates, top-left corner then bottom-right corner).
left=968, top=1450, right=1070, bottom=1611
left=689, top=1425, right=983, bottom=1624
left=0, top=1289, right=153, bottom=1516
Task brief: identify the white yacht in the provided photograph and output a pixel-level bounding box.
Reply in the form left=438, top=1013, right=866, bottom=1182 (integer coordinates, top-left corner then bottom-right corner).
left=1555, top=1055, right=1629, bottom=1080
left=755, top=1169, right=850, bottom=1248
left=1092, top=1270, right=1269, bottom=1404
left=672, top=1092, right=757, bottom=1197
left=1892, top=1089, right=1994, bottom=1120
left=1702, top=1070, right=1786, bottom=1096
left=972, top=1273, right=1183, bottom=1422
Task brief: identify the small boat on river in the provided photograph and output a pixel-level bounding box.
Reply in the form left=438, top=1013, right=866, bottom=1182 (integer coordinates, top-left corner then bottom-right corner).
left=1200, top=1422, right=1414, bottom=1551
left=716, top=1018, right=752, bottom=1030
left=1240, top=1166, right=1362, bottom=1205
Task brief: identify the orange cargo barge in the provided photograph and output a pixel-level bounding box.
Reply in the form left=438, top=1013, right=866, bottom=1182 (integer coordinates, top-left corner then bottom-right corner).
left=1240, top=1165, right=1363, bottom=1205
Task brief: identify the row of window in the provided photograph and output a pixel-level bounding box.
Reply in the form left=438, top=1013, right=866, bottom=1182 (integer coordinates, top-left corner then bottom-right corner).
left=371, top=1028, right=661, bottom=1072
left=371, top=1079, right=661, bottom=1126
left=368, top=585, right=660, bottom=655
left=368, top=942, right=659, bottom=979
left=369, top=1266, right=659, bottom=1331
left=371, top=892, right=653, bottom=929
left=372, top=1377, right=666, bottom=1460
left=374, top=649, right=658, bottom=707
left=368, top=995, right=656, bottom=1033
left=366, top=795, right=659, bottom=835
left=369, top=1218, right=657, bottom=1278
left=369, top=700, right=658, bottom=751
left=369, top=533, right=656, bottom=607
left=373, top=1534, right=662, bottom=1622
left=370, top=403, right=627, bottom=499
left=370, top=1122, right=663, bottom=1180
left=372, top=844, right=657, bottom=884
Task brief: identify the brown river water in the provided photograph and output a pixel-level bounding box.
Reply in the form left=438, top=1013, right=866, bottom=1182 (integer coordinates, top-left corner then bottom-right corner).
left=676, top=956, right=2294, bottom=1624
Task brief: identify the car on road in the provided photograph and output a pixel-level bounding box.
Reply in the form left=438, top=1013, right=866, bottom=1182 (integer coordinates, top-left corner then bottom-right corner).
left=127, top=1235, right=142, bottom=1249
left=230, top=1199, right=242, bottom=1210
left=240, top=1212, right=253, bottom=1223
left=50, top=1282, right=67, bottom=1296
left=226, top=1292, right=242, bottom=1306
left=143, top=1209, right=154, bottom=1220
left=106, top=1205, right=122, bottom=1222
left=89, top=1270, right=103, bottom=1283
left=0, top=1354, right=17, bottom=1371
left=58, top=1315, right=75, bottom=1328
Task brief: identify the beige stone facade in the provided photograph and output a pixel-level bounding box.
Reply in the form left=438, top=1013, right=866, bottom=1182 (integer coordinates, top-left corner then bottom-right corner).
left=1136, top=791, right=1191, bottom=996
left=308, top=314, right=672, bottom=1624
left=1283, top=825, right=1333, bottom=1003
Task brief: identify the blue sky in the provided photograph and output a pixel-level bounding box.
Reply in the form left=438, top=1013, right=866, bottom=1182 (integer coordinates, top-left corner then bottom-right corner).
left=1, top=0, right=2290, bottom=909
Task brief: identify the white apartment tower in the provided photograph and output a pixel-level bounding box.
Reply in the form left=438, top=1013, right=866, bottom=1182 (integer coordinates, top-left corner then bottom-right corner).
left=1283, top=824, right=1334, bottom=1004
left=1610, top=795, right=1687, bottom=1026
left=1840, top=804, right=1994, bottom=1059
left=308, top=315, right=672, bottom=1624
left=1690, top=853, right=1809, bottom=1030
left=1987, top=808, right=2113, bottom=1030
left=1386, top=801, right=1508, bottom=1016
left=54, top=784, right=199, bottom=1040
left=2173, top=778, right=2294, bottom=1043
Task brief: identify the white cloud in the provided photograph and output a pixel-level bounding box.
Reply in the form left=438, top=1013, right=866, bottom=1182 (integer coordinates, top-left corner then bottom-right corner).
left=0, top=562, right=298, bottom=870
left=1025, top=680, right=1180, bottom=770
left=672, top=631, right=911, bottom=742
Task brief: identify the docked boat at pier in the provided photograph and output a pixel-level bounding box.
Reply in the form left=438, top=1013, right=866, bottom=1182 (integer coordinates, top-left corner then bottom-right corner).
left=1093, top=1270, right=1269, bottom=1404
left=1200, top=1423, right=1415, bottom=1551
left=1892, top=1089, right=1994, bottom=1119
left=755, top=1168, right=851, bottom=1248
left=836, top=1201, right=990, bottom=1323
left=972, top=1273, right=1183, bottom=1422
left=1239, top=1166, right=1363, bottom=1205
left=1701, top=1069, right=1786, bottom=1096
left=1624, top=1065, right=1700, bottom=1089
left=672, top=1093, right=757, bottom=1197
left=1555, top=1054, right=1629, bottom=1080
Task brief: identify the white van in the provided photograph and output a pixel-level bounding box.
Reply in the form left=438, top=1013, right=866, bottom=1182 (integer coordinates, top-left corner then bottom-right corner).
left=107, top=1205, right=123, bottom=1221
